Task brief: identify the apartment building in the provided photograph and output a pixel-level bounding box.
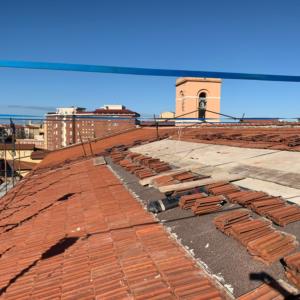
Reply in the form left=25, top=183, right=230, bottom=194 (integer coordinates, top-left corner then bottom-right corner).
left=45, top=105, right=139, bottom=150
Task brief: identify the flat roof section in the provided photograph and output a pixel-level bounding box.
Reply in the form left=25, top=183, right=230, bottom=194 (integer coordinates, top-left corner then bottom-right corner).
left=107, top=156, right=300, bottom=298
left=131, top=139, right=300, bottom=204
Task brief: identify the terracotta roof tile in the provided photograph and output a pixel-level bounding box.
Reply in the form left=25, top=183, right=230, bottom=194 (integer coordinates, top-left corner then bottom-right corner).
left=38, top=127, right=174, bottom=169
left=0, top=158, right=225, bottom=299
left=6, top=160, right=37, bottom=171
left=175, top=126, right=300, bottom=152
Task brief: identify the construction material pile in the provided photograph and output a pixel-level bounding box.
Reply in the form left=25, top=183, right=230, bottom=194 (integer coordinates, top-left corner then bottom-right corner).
left=148, top=187, right=208, bottom=213
left=226, top=190, right=300, bottom=226
left=230, top=219, right=274, bottom=247
left=265, top=205, right=300, bottom=226
left=226, top=190, right=268, bottom=206
left=191, top=195, right=226, bottom=215
left=152, top=171, right=208, bottom=188
left=110, top=150, right=129, bottom=163
left=133, top=155, right=171, bottom=173
left=214, top=211, right=298, bottom=264
left=152, top=174, right=177, bottom=187
left=110, top=150, right=173, bottom=179
left=178, top=126, right=300, bottom=151
left=249, top=196, right=285, bottom=216
left=179, top=192, right=207, bottom=209
left=213, top=210, right=251, bottom=235
left=204, top=181, right=241, bottom=196
left=283, top=252, right=300, bottom=288
left=247, top=231, right=298, bottom=265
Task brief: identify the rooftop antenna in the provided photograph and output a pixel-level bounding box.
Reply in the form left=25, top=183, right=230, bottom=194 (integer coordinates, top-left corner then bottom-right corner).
left=10, top=118, right=16, bottom=187
left=241, top=113, right=245, bottom=122
left=87, top=138, right=94, bottom=157
left=0, top=129, right=8, bottom=194
left=78, top=129, right=87, bottom=157
left=153, top=114, right=159, bottom=140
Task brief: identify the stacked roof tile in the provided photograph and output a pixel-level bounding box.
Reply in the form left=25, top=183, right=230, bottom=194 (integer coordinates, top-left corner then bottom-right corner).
left=205, top=182, right=240, bottom=196
left=191, top=195, right=226, bottom=216
left=265, top=206, right=300, bottom=226
left=152, top=171, right=208, bottom=188
left=214, top=211, right=298, bottom=265
left=225, top=189, right=300, bottom=227
left=179, top=192, right=207, bottom=209
left=237, top=284, right=285, bottom=300
left=247, top=231, right=298, bottom=265
left=213, top=210, right=250, bottom=236
left=175, top=126, right=300, bottom=151
left=283, top=252, right=300, bottom=288
left=112, top=151, right=172, bottom=179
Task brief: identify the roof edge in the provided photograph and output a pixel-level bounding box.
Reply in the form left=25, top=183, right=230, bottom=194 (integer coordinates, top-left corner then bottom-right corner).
left=176, top=77, right=222, bottom=86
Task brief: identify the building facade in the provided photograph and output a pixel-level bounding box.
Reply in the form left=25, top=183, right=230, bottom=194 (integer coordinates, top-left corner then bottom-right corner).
left=45, top=105, right=139, bottom=150
left=175, top=77, right=222, bottom=123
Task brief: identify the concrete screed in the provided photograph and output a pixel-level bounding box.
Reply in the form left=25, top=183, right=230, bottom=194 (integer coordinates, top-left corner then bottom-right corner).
left=131, top=139, right=300, bottom=205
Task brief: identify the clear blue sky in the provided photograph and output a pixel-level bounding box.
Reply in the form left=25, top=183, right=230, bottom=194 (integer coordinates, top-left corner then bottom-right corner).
left=0, top=0, right=300, bottom=118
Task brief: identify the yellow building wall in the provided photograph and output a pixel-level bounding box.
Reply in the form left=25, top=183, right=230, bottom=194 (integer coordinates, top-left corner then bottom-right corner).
left=175, top=77, right=222, bottom=122
left=0, top=149, right=41, bottom=163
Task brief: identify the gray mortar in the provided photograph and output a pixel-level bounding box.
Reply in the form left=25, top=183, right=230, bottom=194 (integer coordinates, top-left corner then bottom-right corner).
left=106, top=157, right=300, bottom=298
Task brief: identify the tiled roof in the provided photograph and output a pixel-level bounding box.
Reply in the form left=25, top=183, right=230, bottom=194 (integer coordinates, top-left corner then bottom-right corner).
left=6, top=160, right=37, bottom=170
left=30, top=150, right=50, bottom=160
left=173, top=126, right=300, bottom=151
left=38, top=128, right=174, bottom=169
left=0, top=159, right=225, bottom=299
left=93, top=108, right=139, bottom=117
left=0, top=144, right=35, bottom=151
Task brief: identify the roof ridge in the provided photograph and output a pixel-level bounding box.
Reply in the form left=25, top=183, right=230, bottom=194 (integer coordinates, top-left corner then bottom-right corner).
left=46, top=126, right=140, bottom=154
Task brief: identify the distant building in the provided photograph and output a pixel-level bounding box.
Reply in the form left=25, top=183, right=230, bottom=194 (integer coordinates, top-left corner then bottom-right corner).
left=0, top=143, right=36, bottom=162
left=0, top=142, right=41, bottom=178
left=17, top=138, right=45, bottom=149
left=0, top=124, right=26, bottom=139
left=45, top=105, right=139, bottom=150
left=0, top=159, right=37, bottom=178
left=175, top=78, right=222, bottom=123
left=24, top=123, right=42, bottom=139
left=18, top=122, right=46, bottom=149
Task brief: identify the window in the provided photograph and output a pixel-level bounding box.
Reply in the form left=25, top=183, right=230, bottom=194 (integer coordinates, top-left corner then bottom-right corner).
left=198, top=92, right=207, bottom=119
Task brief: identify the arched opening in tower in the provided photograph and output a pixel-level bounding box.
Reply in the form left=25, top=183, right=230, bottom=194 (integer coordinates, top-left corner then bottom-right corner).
left=198, top=92, right=207, bottom=120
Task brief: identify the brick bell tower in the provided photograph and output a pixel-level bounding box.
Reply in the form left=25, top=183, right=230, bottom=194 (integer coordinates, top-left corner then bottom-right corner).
left=175, top=77, right=222, bottom=123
